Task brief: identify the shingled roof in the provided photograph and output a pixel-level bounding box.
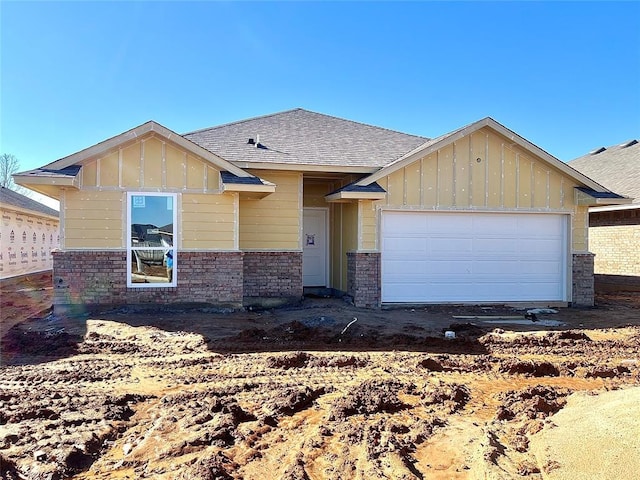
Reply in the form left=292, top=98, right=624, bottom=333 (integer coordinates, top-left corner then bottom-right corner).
left=0, top=186, right=59, bottom=217
left=569, top=140, right=639, bottom=205
left=183, top=108, right=429, bottom=170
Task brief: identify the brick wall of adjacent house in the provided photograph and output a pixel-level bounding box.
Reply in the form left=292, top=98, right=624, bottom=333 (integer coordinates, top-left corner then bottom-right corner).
left=52, top=250, right=243, bottom=311
left=572, top=253, right=595, bottom=307
left=242, top=251, right=303, bottom=300
left=588, top=224, right=640, bottom=277
left=347, top=252, right=380, bottom=308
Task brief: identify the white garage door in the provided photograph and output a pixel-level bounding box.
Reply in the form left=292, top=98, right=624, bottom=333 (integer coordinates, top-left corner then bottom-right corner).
left=381, top=212, right=567, bottom=303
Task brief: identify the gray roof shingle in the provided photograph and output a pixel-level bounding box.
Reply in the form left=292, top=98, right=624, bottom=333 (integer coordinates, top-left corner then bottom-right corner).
left=0, top=186, right=59, bottom=217
left=183, top=108, right=429, bottom=169
left=569, top=140, right=640, bottom=205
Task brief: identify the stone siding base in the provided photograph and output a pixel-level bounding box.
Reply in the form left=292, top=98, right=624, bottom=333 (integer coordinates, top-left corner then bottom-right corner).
left=572, top=253, right=595, bottom=307
left=347, top=252, right=381, bottom=308
left=243, top=252, right=303, bottom=307
left=53, top=250, right=243, bottom=313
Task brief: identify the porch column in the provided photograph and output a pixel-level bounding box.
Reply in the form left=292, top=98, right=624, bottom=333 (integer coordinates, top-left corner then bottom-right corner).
left=347, top=252, right=381, bottom=308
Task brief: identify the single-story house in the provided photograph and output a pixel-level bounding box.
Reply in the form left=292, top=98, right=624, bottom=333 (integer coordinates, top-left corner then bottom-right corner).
left=14, top=109, right=630, bottom=311
left=0, top=186, right=60, bottom=280
left=569, top=140, right=639, bottom=290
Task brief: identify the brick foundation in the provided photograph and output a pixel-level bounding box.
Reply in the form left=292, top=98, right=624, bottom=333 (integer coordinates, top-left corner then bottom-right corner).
left=242, top=252, right=303, bottom=304
left=347, top=252, right=381, bottom=308
left=572, top=252, right=595, bottom=307
left=53, top=250, right=243, bottom=312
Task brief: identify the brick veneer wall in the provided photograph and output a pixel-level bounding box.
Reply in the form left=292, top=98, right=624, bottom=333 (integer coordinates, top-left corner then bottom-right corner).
left=242, top=251, right=303, bottom=299
left=588, top=225, right=640, bottom=277
left=52, top=250, right=243, bottom=312
left=347, top=252, right=380, bottom=308
left=572, top=253, right=595, bottom=307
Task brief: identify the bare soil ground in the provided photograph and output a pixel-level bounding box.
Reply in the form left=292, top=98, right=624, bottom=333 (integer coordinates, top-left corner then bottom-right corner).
left=1, top=275, right=640, bottom=479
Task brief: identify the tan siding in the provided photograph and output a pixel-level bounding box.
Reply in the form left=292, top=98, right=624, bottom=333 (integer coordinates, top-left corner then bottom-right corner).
left=549, top=173, right=563, bottom=209
left=470, top=132, right=487, bottom=207
left=64, top=191, right=124, bottom=248
left=533, top=163, right=549, bottom=208
left=330, top=204, right=343, bottom=290
left=83, top=161, right=97, bottom=187
left=573, top=206, right=589, bottom=252
left=100, top=152, right=119, bottom=187
left=166, top=144, right=185, bottom=189
left=79, top=134, right=221, bottom=192
left=518, top=154, right=532, bottom=208
left=386, top=170, right=404, bottom=206
left=405, top=164, right=421, bottom=206
left=422, top=154, right=438, bottom=206
left=341, top=202, right=358, bottom=288
left=207, top=166, right=220, bottom=191
left=303, top=182, right=330, bottom=207
left=182, top=193, right=235, bottom=250
left=454, top=138, right=470, bottom=207
left=487, top=134, right=502, bottom=208
left=186, top=154, right=205, bottom=190
left=121, top=143, right=141, bottom=188
left=142, top=138, right=163, bottom=188
left=240, top=171, right=301, bottom=250
left=360, top=201, right=376, bottom=250
left=438, top=145, right=454, bottom=206
left=503, top=146, right=517, bottom=208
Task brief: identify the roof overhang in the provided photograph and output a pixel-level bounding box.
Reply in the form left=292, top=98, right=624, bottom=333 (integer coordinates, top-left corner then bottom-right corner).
left=574, top=187, right=634, bottom=207
left=325, top=181, right=387, bottom=203
left=220, top=172, right=276, bottom=199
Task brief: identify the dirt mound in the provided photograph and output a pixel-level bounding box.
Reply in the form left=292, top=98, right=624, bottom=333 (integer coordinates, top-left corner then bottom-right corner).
left=499, top=359, right=560, bottom=377
left=262, top=386, right=326, bottom=419
left=421, top=382, right=470, bottom=413
left=496, top=385, right=570, bottom=421
left=330, top=379, right=407, bottom=420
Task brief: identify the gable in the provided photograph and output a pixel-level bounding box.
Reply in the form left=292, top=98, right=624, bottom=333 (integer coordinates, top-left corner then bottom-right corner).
left=80, top=134, right=223, bottom=192
left=375, top=126, right=584, bottom=210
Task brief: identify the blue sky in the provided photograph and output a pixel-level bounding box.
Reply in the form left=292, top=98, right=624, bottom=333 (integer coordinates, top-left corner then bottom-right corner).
left=2, top=1, right=639, bottom=177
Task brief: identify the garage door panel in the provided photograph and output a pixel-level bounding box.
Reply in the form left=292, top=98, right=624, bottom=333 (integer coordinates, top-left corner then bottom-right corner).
left=430, top=237, right=473, bottom=254
left=382, top=212, right=567, bottom=303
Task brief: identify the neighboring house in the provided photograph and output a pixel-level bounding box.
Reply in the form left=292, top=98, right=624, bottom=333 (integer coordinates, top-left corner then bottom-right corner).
left=569, top=140, right=639, bottom=290
left=14, top=109, right=630, bottom=311
left=0, top=186, right=60, bottom=280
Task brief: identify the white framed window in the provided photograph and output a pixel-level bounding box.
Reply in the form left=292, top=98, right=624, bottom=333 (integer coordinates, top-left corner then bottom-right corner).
left=127, top=192, right=177, bottom=288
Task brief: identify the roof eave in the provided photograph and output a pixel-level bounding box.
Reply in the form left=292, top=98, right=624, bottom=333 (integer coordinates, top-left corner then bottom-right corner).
left=13, top=172, right=79, bottom=190
left=325, top=191, right=386, bottom=202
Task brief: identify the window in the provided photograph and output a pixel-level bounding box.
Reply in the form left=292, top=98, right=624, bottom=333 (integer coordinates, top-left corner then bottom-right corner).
left=127, top=193, right=177, bottom=288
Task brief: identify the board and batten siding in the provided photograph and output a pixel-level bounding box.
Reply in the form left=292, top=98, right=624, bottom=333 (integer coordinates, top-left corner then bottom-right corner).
left=63, top=134, right=237, bottom=250
left=80, top=135, right=222, bottom=193
left=240, top=171, right=302, bottom=251
left=364, top=127, right=587, bottom=252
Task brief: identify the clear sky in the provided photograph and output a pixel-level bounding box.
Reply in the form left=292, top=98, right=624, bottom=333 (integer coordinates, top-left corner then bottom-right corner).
left=2, top=1, right=639, bottom=177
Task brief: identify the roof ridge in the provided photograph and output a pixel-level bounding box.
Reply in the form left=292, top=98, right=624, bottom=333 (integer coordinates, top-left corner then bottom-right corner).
left=183, top=108, right=430, bottom=141
left=182, top=108, right=304, bottom=135
left=295, top=108, right=430, bottom=141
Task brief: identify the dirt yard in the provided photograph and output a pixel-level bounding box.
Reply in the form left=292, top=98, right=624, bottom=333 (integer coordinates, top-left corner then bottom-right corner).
left=1, top=275, right=640, bottom=479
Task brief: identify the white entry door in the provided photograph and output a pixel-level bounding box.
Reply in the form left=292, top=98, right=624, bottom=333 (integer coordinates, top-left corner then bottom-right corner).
left=381, top=211, right=567, bottom=303
left=303, top=209, right=328, bottom=287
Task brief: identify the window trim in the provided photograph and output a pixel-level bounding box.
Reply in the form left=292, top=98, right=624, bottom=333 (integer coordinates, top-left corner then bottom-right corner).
left=126, top=192, right=177, bottom=288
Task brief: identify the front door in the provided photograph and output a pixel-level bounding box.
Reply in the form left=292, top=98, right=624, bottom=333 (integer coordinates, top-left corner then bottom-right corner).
left=303, top=208, right=328, bottom=287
